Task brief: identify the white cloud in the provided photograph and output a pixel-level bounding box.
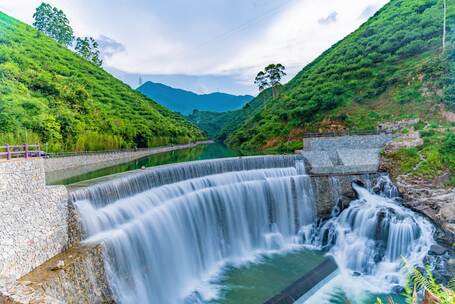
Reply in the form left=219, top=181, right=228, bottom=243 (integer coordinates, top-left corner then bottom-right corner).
left=0, top=0, right=389, bottom=92
left=318, top=11, right=338, bottom=25
left=215, top=0, right=389, bottom=83
left=97, top=35, right=126, bottom=59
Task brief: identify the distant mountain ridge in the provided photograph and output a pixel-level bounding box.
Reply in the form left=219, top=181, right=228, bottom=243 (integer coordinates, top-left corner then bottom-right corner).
left=137, top=81, right=254, bottom=115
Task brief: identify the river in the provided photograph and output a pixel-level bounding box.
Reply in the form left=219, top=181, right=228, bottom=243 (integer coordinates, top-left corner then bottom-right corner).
left=47, top=143, right=239, bottom=185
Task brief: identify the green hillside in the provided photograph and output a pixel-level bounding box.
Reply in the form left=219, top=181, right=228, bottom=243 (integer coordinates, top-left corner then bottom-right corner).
left=187, top=89, right=271, bottom=140
left=0, top=12, right=204, bottom=152
left=226, top=0, right=454, bottom=153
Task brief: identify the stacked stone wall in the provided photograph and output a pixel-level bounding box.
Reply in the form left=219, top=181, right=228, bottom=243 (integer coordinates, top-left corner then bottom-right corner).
left=0, top=159, right=68, bottom=280
left=303, top=134, right=392, bottom=151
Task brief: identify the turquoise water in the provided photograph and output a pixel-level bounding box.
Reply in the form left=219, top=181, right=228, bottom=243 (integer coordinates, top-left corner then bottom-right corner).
left=47, top=143, right=238, bottom=185
left=304, top=273, right=406, bottom=304
left=203, top=249, right=406, bottom=304
left=205, top=249, right=326, bottom=304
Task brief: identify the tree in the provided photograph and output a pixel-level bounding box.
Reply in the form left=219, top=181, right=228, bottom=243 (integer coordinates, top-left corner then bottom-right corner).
left=33, top=2, right=73, bottom=46
left=254, top=64, right=286, bottom=98
left=75, top=37, right=103, bottom=66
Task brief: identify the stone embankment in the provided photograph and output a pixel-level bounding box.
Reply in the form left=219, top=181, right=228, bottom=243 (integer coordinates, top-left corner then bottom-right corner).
left=0, top=159, right=68, bottom=280
left=0, top=159, right=70, bottom=303
left=44, top=141, right=213, bottom=183
left=0, top=158, right=116, bottom=303
left=298, top=134, right=393, bottom=174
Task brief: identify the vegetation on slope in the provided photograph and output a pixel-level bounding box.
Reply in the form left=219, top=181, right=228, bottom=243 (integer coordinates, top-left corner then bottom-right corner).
left=187, top=89, right=271, bottom=140
left=0, top=12, right=204, bottom=151
left=384, top=125, right=455, bottom=186
left=226, top=0, right=454, bottom=154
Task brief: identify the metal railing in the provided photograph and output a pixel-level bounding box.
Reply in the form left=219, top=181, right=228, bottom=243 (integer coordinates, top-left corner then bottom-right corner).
left=46, top=141, right=214, bottom=158
left=0, top=144, right=42, bottom=160
left=303, top=130, right=392, bottom=138
left=0, top=141, right=214, bottom=160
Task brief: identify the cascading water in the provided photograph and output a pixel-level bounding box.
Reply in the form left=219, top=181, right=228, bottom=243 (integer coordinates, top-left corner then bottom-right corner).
left=73, top=156, right=436, bottom=304
left=75, top=157, right=316, bottom=304
left=305, top=176, right=435, bottom=302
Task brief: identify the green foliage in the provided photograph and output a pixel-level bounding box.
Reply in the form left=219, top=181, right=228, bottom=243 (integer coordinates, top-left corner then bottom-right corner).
left=188, top=89, right=272, bottom=141
left=75, top=37, right=102, bottom=66
left=402, top=259, right=455, bottom=304
left=226, top=0, right=454, bottom=153
left=255, top=64, right=286, bottom=98
left=376, top=260, right=455, bottom=304
left=33, top=2, right=73, bottom=46
left=442, top=132, right=455, bottom=154
left=0, top=12, right=204, bottom=151
left=393, top=82, right=424, bottom=104
left=384, top=129, right=455, bottom=186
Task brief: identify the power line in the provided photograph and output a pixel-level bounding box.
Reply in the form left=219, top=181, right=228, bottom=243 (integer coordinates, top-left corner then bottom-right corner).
left=192, top=0, right=295, bottom=51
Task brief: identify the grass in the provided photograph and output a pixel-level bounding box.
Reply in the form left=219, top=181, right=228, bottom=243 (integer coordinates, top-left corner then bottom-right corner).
left=384, top=127, right=455, bottom=186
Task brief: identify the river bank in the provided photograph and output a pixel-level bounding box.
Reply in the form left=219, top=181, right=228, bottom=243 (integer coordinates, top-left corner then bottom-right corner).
left=44, top=141, right=213, bottom=184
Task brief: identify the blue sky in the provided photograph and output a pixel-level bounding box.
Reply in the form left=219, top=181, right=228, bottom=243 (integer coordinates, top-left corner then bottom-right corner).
left=1, top=0, right=388, bottom=95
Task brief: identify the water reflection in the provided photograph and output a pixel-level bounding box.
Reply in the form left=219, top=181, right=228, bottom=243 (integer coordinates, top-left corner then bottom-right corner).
left=47, top=143, right=239, bottom=185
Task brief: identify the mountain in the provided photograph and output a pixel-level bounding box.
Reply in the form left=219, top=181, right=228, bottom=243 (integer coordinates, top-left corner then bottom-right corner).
left=187, top=89, right=271, bottom=139
left=137, top=81, right=254, bottom=115
left=225, top=0, right=455, bottom=153
left=0, top=12, right=204, bottom=151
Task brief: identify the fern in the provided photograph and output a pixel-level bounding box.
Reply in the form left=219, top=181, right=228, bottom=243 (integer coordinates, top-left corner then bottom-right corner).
left=448, top=277, right=455, bottom=291
left=401, top=257, right=455, bottom=304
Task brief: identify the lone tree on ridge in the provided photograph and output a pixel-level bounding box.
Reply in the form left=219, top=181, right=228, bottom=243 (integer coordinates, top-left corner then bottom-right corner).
left=254, top=64, right=286, bottom=98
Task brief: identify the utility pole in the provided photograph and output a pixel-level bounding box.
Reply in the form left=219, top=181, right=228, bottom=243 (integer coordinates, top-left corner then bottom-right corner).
left=443, top=0, right=447, bottom=52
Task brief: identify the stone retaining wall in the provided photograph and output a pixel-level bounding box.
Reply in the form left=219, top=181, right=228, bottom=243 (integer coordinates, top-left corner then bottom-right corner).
left=300, top=134, right=393, bottom=174
left=1, top=245, right=110, bottom=304
left=303, top=134, right=392, bottom=151
left=0, top=159, right=69, bottom=281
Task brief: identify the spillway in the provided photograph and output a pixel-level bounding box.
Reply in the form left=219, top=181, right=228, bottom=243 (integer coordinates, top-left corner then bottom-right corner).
left=72, top=157, right=435, bottom=304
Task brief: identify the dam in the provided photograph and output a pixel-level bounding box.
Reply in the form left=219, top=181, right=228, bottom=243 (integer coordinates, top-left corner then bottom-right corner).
left=0, top=135, right=441, bottom=303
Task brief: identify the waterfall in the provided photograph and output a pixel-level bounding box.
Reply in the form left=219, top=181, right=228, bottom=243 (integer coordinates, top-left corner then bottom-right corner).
left=307, top=176, right=434, bottom=300
left=75, top=157, right=316, bottom=304
left=74, top=156, right=435, bottom=303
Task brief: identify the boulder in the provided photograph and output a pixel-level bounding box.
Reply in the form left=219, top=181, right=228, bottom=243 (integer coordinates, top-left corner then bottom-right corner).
left=428, top=244, right=448, bottom=256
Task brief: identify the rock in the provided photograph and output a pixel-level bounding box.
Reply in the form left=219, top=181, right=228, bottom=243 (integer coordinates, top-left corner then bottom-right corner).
left=50, top=260, right=65, bottom=271
left=352, top=271, right=361, bottom=277
left=391, top=285, right=405, bottom=294
left=433, top=171, right=452, bottom=187
left=429, top=244, right=448, bottom=255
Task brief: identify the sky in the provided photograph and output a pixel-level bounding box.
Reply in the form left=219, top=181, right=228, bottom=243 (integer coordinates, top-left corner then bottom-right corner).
left=0, top=0, right=389, bottom=95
